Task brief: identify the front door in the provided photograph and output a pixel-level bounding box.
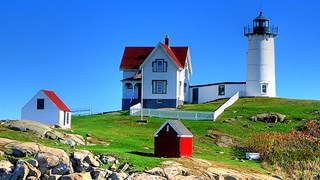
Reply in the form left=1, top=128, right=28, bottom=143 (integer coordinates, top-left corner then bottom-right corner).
left=192, top=88, right=199, bottom=103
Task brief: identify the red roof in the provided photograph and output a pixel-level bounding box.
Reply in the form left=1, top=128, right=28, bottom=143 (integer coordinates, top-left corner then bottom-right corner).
left=42, top=90, right=71, bottom=112
left=119, top=44, right=188, bottom=69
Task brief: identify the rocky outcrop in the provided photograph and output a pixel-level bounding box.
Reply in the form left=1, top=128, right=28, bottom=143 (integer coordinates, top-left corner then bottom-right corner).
left=250, top=113, right=287, bottom=123
left=3, top=120, right=85, bottom=146
left=206, top=130, right=236, bottom=148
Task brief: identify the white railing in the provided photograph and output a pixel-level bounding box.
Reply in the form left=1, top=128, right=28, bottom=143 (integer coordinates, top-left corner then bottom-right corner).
left=129, top=92, right=240, bottom=121
left=130, top=105, right=213, bottom=120
left=213, top=92, right=239, bottom=120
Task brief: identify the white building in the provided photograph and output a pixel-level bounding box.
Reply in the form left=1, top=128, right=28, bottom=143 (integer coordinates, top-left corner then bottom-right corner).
left=120, top=12, right=278, bottom=109
left=21, top=90, right=72, bottom=128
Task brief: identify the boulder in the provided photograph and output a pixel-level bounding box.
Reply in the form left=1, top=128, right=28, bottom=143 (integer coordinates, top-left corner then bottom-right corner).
left=127, top=172, right=166, bottom=180
left=0, top=160, right=14, bottom=175
left=91, top=168, right=107, bottom=180
left=27, top=159, right=38, bottom=168
left=45, top=131, right=59, bottom=140
left=52, top=161, right=73, bottom=175
left=146, top=167, right=166, bottom=177
left=0, top=150, right=4, bottom=156
left=60, top=134, right=85, bottom=146
left=109, top=172, right=128, bottom=180
left=250, top=113, right=286, bottom=123
left=5, top=120, right=52, bottom=136
left=12, top=148, right=27, bottom=157
left=48, top=174, right=62, bottom=180
left=0, top=137, right=16, bottom=145
left=60, top=172, right=92, bottom=180
left=99, top=155, right=116, bottom=164
left=116, top=163, right=129, bottom=173
left=26, top=176, right=38, bottom=180
left=84, top=155, right=100, bottom=167
left=11, top=160, right=29, bottom=180
left=25, top=161, right=41, bottom=179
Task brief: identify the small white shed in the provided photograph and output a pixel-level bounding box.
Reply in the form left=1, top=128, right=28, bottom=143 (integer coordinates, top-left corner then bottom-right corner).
left=21, top=90, right=72, bottom=128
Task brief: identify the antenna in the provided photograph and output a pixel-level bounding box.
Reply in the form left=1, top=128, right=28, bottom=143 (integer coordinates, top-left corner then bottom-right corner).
left=260, top=0, right=264, bottom=12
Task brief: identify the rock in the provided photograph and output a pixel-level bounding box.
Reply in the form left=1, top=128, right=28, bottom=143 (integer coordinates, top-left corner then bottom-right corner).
left=45, top=131, right=59, bottom=140
left=27, top=159, right=38, bottom=168
left=0, top=160, right=14, bottom=174
left=59, top=139, right=76, bottom=147
left=127, top=172, right=166, bottom=180
left=48, top=174, right=62, bottom=180
left=1, top=172, right=13, bottom=179
left=0, top=150, right=4, bottom=156
left=62, top=134, right=85, bottom=146
left=73, top=150, right=92, bottom=162
left=84, top=155, right=100, bottom=167
left=52, top=161, right=73, bottom=175
left=12, top=148, right=27, bottom=157
left=109, top=172, right=128, bottom=180
left=60, top=172, right=92, bottom=180
left=110, top=164, right=117, bottom=171
left=5, top=120, right=52, bottom=136
left=0, top=137, right=16, bottom=146
left=25, top=161, right=41, bottom=179
left=91, top=168, right=107, bottom=180
left=216, top=135, right=235, bottom=147
left=26, top=176, right=38, bottom=180
left=250, top=113, right=286, bottom=123
left=86, top=133, right=92, bottom=137
left=116, top=163, right=129, bottom=173
left=99, top=155, right=116, bottom=164
left=11, top=160, right=29, bottom=180
left=146, top=167, right=166, bottom=177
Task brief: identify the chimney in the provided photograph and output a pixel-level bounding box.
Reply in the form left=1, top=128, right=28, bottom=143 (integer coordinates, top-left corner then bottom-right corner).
left=165, top=35, right=170, bottom=47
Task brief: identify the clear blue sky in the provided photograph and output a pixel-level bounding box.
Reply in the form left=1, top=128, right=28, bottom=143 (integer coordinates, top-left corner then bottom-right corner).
left=1, top=1, right=319, bottom=119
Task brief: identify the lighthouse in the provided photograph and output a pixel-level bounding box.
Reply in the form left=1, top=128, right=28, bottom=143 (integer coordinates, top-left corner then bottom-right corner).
left=244, top=12, right=278, bottom=97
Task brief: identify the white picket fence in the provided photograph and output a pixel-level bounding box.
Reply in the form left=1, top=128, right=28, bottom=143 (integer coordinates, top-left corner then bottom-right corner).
left=129, top=92, right=240, bottom=121
left=71, top=107, right=92, bottom=116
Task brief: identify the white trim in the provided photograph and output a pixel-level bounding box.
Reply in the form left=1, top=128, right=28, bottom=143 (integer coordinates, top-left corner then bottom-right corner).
left=154, top=120, right=187, bottom=137
left=179, top=135, right=194, bottom=138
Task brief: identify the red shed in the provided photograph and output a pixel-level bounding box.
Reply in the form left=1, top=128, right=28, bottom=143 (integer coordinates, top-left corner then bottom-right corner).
left=154, top=120, right=193, bottom=158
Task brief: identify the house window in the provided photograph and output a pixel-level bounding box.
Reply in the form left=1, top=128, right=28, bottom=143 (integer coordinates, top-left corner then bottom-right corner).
left=166, top=125, right=169, bottom=131
left=179, top=81, right=182, bottom=95
left=184, top=83, right=187, bottom=93
left=152, top=80, right=167, bottom=94
left=218, top=85, right=225, bottom=96
left=261, top=84, right=268, bottom=94
left=37, top=99, right=44, bottom=109
left=152, top=59, right=167, bottom=72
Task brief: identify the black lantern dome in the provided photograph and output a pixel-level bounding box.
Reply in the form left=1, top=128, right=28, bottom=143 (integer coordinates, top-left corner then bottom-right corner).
left=244, top=11, right=278, bottom=36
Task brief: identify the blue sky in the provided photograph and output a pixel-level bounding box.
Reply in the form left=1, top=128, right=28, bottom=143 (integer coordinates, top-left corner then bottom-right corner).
left=1, top=1, right=319, bottom=119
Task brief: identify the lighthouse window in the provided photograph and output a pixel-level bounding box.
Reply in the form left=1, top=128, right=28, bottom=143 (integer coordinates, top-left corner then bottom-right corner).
left=218, top=85, right=225, bottom=96
left=261, top=84, right=267, bottom=94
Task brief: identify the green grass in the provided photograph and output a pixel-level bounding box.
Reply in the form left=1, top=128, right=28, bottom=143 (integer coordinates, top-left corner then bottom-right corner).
left=1, top=97, right=320, bottom=174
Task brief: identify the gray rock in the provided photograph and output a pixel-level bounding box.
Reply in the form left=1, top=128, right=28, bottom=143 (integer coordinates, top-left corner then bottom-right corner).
left=99, top=155, right=116, bottom=164
left=1, top=172, right=13, bottom=180
left=5, top=120, right=52, bottom=136
left=12, top=148, right=27, bottom=157
left=0, top=150, right=4, bottom=156
left=116, top=163, right=129, bottom=173
left=48, top=174, right=62, bottom=180
left=127, top=172, right=166, bottom=180
left=45, top=131, right=58, bottom=140
left=27, top=159, right=38, bottom=168
left=52, top=161, right=73, bottom=175
left=60, top=172, right=92, bottom=180
left=11, top=160, right=29, bottom=180
left=26, top=176, right=38, bottom=180
left=91, top=168, right=106, bottom=180
left=110, top=164, right=117, bottom=172
left=84, top=155, right=100, bottom=167
left=25, top=161, right=41, bottom=179
left=109, top=172, right=128, bottom=180
left=146, top=167, right=166, bottom=177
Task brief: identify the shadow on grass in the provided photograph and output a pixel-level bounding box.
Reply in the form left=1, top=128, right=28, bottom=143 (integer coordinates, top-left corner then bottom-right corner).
left=128, top=151, right=154, bottom=157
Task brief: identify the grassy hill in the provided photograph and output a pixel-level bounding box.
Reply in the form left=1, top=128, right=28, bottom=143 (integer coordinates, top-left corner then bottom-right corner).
left=1, top=97, right=320, bottom=177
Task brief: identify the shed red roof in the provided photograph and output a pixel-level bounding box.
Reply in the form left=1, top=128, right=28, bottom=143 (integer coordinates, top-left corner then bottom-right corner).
left=119, top=44, right=188, bottom=69
left=42, top=90, right=71, bottom=112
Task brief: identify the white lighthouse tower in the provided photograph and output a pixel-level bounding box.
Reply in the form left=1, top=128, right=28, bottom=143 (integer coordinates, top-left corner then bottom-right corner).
left=244, top=12, right=278, bottom=97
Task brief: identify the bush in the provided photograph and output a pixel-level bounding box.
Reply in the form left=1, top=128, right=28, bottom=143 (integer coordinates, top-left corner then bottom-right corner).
left=244, top=125, right=320, bottom=179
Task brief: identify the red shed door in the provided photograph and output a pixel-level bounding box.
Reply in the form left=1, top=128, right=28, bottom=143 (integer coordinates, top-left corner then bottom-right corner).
left=155, top=124, right=180, bottom=157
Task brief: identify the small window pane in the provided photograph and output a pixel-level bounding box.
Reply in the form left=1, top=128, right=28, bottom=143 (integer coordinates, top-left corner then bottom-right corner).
left=37, top=99, right=44, bottom=109
left=218, top=85, right=225, bottom=96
